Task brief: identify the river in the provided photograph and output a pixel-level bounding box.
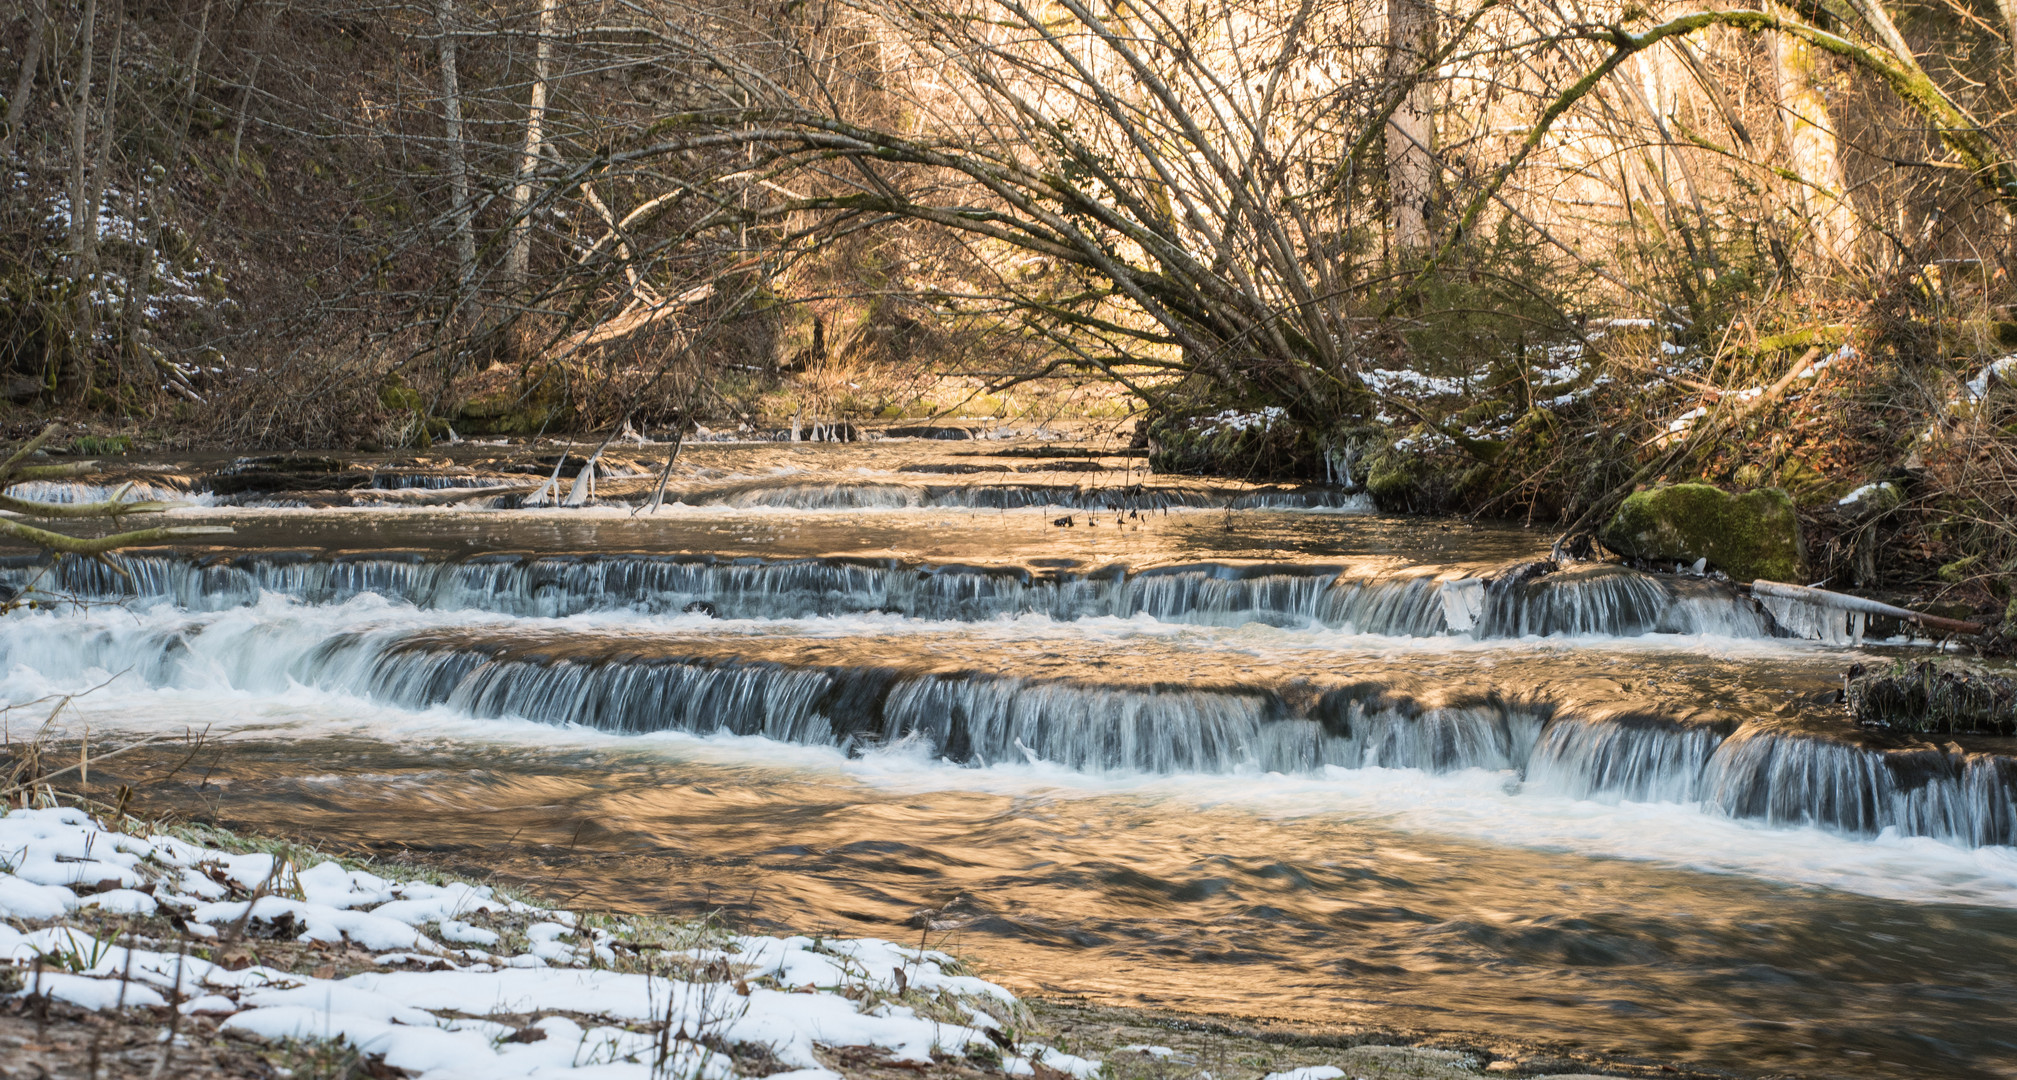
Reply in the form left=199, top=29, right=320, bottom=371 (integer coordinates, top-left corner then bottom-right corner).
left=4, top=435, right=2015, bottom=1079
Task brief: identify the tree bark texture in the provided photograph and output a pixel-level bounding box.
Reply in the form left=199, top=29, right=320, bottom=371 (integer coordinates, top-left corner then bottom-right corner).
left=1, top=0, right=49, bottom=159
left=1769, top=11, right=1858, bottom=260
left=438, top=0, right=475, bottom=288
left=1384, top=0, right=1435, bottom=251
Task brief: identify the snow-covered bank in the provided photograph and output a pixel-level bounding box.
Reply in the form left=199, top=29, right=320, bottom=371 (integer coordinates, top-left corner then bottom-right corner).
left=0, top=806, right=1097, bottom=1080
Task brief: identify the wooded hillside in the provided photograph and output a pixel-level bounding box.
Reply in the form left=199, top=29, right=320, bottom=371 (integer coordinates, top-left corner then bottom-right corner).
left=3, top=0, right=2016, bottom=607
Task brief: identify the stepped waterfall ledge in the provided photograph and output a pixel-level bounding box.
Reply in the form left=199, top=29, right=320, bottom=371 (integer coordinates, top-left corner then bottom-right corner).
left=3, top=603, right=2010, bottom=847
left=6, top=551, right=1776, bottom=638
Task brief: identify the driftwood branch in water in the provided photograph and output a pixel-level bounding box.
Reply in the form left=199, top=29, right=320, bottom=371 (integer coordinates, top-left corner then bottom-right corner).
left=0, top=520, right=235, bottom=555
left=0, top=425, right=232, bottom=561
left=1751, top=579, right=1984, bottom=635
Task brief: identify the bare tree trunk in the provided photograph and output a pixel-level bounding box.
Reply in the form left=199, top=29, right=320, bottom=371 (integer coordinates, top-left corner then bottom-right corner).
left=83, top=2, right=122, bottom=261
left=1, top=0, right=49, bottom=159
left=66, top=0, right=99, bottom=267
left=1384, top=0, right=1435, bottom=252
left=506, top=0, right=558, bottom=290
left=1769, top=10, right=1858, bottom=261
left=126, top=0, right=212, bottom=390
left=72, top=1, right=124, bottom=401
left=65, top=0, right=100, bottom=397
left=438, top=0, right=475, bottom=291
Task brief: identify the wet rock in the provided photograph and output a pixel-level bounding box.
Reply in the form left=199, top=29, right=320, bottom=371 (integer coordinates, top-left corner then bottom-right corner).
left=885, top=424, right=974, bottom=439
left=1489, top=559, right=1558, bottom=589
left=1846, top=658, right=2017, bottom=735
left=1599, top=483, right=1806, bottom=584
left=210, top=456, right=368, bottom=495
left=1836, top=480, right=1902, bottom=521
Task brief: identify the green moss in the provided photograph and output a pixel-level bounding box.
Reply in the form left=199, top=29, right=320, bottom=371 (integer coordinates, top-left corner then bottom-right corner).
left=378, top=375, right=424, bottom=414
left=70, top=435, right=131, bottom=455
left=1365, top=455, right=1450, bottom=513
left=1600, top=482, right=1807, bottom=583
left=453, top=365, right=571, bottom=436
left=1939, top=556, right=1982, bottom=583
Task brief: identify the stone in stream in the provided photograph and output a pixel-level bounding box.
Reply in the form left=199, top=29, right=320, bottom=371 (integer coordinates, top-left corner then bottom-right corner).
left=885, top=424, right=974, bottom=439
left=1846, top=658, right=2017, bottom=735
left=209, top=455, right=369, bottom=495
left=1599, top=483, right=1807, bottom=584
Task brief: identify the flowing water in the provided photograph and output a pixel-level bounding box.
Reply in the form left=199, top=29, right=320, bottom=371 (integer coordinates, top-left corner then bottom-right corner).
left=5, top=438, right=2016, bottom=1079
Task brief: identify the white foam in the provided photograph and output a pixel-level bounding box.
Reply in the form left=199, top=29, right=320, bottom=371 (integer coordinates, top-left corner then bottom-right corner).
left=3, top=602, right=2007, bottom=911
left=15, top=666, right=2017, bottom=911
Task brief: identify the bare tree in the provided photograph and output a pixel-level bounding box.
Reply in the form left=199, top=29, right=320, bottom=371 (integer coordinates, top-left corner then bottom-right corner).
left=438, top=0, right=476, bottom=292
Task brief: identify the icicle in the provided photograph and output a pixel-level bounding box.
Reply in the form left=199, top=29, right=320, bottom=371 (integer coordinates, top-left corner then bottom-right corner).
left=1439, top=578, right=1487, bottom=633
left=562, top=455, right=598, bottom=506
left=521, top=475, right=558, bottom=507
left=522, top=450, right=571, bottom=508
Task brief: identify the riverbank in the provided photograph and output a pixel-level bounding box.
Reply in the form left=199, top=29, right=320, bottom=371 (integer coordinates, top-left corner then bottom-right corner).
left=0, top=805, right=1733, bottom=1080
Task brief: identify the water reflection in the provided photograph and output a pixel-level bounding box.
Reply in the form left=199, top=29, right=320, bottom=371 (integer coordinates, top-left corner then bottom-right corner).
left=100, top=738, right=2017, bottom=1080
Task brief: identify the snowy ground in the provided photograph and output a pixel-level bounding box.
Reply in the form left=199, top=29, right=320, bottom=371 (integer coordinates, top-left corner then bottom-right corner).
left=0, top=806, right=1098, bottom=1080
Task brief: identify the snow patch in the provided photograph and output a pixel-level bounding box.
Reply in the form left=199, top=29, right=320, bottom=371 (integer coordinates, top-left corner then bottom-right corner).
left=0, top=807, right=1044, bottom=1080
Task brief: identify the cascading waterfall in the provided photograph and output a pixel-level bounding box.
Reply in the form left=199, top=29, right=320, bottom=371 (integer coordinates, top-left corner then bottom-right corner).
left=1524, top=713, right=1727, bottom=804
left=5, top=479, right=196, bottom=504
left=367, top=473, right=519, bottom=490
left=1481, top=563, right=1773, bottom=637
left=4, top=552, right=1777, bottom=639
left=1702, top=728, right=2017, bottom=847
left=5, top=606, right=2008, bottom=848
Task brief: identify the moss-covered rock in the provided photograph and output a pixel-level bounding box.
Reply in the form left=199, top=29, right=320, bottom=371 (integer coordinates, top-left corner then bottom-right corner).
left=1600, top=483, right=1807, bottom=583
left=1358, top=428, right=1483, bottom=514
left=453, top=364, right=570, bottom=436
left=1365, top=452, right=1453, bottom=513
left=1846, top=658, right=2017, bottom=735
left=1147, top=409, right=1321, bottom=479
left=1836, top=480, right=1902, bottom=521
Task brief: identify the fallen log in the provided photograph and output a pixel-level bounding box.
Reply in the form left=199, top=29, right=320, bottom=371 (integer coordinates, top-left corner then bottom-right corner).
left=1750, top=579, right=1984, bottom=636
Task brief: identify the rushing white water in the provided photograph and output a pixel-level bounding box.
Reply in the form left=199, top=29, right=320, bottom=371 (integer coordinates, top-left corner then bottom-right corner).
left=4, top=552, right=1773, bottom=638
left=5, top=479, right=203, bottom=505
left=10, top=662, right=2017, bottom=913
left=1, top=598, right=2008, bottom=852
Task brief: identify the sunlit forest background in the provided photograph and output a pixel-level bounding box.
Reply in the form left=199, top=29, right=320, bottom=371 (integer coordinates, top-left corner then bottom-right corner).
left=4, top=0, right=2017, bottom=602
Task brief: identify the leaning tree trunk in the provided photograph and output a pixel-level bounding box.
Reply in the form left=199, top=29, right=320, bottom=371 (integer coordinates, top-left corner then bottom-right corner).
left=0, top=0, right=49, bottom=159
left=1384, top=0, right=1436, bottom=252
